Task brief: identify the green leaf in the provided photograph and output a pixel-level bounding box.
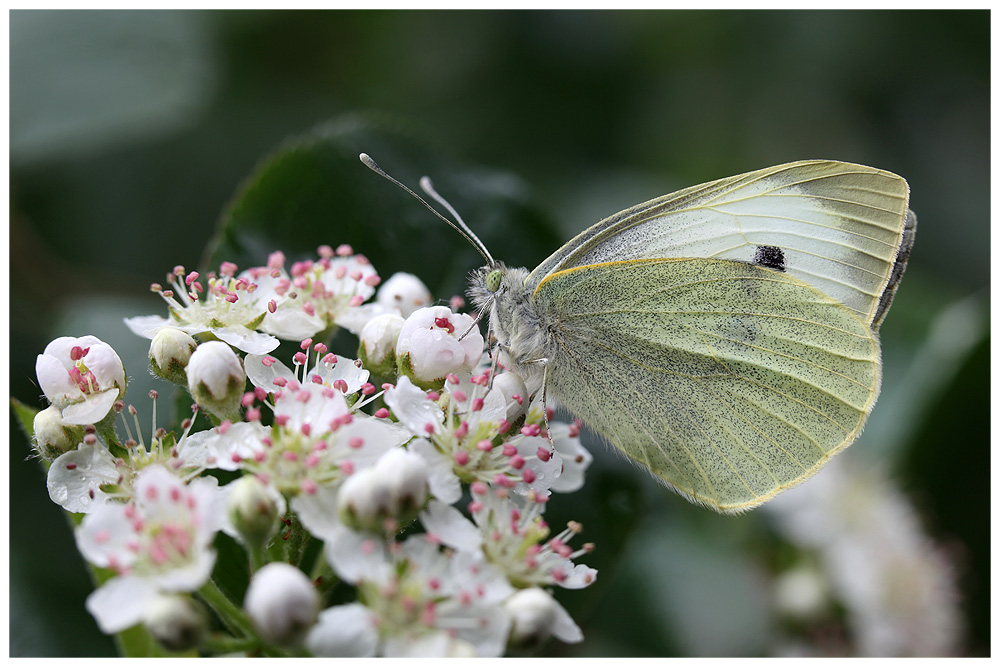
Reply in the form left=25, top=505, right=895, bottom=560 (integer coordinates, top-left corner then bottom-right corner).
left=203, top=114, right=562, bottom=300
left=11, top=396, right=39, bottom=442
left=115, top=617, right=195, bottom=658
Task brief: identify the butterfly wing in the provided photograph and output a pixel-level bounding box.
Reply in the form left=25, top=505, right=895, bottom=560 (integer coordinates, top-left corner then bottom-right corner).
left=533, top=257, right=880, bottom=512
left=527, top=161, right=913, bottom=328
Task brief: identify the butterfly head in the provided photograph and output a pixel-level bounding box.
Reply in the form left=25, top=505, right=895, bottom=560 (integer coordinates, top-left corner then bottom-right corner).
left=468, top=264, right=504, bottom=310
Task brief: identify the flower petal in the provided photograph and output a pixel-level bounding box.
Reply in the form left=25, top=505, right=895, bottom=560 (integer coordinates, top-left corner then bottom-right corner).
left=179, top=421, right=269, bottom=472
left=85, top=576, right=160, bottom=634
left=550, top=594, right=584, bottom=643
left=213, top=325, right=280, bottom=354
left=410, top=438, right=461, bottom=504
left=419, top=499, right=482, bottom=551
left=259, top=307, right=325, bottom=341
left=35, top=353, right=82, bottom=406
left=60, top=388, right=119, bottom=425
left=384, top=377, right=442, bottom=436
left=123, top=315, right=176, bottom=339
left=47, top=442, right=119, bottom=513
left=244, top=353, right=294, bottom=392
left=291, top=485, right=344, bottom=543
left=306, top=603, right=378, bottom=657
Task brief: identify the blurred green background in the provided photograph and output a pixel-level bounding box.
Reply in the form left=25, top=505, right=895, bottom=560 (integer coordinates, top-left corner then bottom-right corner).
left=9, top=10, right=989, bottom=657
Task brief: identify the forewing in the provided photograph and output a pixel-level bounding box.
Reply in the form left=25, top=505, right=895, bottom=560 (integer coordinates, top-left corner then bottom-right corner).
left=528, top=161, right=912, bottom=327
left=534, top=258, right=880, bottom=512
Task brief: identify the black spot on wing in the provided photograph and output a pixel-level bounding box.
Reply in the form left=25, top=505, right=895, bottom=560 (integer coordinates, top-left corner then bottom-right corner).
left=752, top=245, right=786, bottom=272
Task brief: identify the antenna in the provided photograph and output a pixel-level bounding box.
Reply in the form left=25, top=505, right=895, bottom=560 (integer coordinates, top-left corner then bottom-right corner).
left=359, top=153, right=495, bottom=267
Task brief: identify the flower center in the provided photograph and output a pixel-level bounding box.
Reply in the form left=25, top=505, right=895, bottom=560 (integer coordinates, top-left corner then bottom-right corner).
left=360, top=567, right=438, bottom=638
left=68, top=346, right=101, bottom=394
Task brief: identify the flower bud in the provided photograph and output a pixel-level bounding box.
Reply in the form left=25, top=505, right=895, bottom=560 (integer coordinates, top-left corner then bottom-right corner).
left=358, top=313, right=405, bottom=378
left=143, top=595, right=206, bottom=653
left=504, top=588, right=583, bottom=648
left=186, top=341, right=245, bottom=422
left=772, top=565, right=829, bottom=620
left=227, top=475, right=283, bottom=550
left=149, top=328, right=197, bottom=385
left=337, top=467, right=383, bottom=531
left=375, top=447, right=430, bottom=520
left=32, top=404, right=85, bottom=462
left=338, top=448, right=430, bottom=532
left=376, top=272, right=433, bottom=317
left=244, top=562, right=319, bottom=647
left=395, top=306, right=483, bottom=390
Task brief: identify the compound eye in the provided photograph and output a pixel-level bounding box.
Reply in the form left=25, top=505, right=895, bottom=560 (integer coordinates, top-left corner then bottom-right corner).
left=485, top=269, right=502, bottom=293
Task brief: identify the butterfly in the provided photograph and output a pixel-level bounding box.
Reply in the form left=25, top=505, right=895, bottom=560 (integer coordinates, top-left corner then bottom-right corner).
left=362, top=156, right=916, bottom=513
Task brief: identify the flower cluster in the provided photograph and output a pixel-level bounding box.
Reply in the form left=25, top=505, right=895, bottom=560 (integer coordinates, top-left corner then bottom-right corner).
left=765, top=456, right=963, bottom=657
left=29, top=246, right=596, bottom=657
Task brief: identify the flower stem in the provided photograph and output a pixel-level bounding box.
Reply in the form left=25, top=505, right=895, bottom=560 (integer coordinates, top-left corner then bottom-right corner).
left=201, top=633, right=260, bottom=654
left=310, top=545, right=339, bottom=595
left=249, top=544, right=266, bottom=573
left=198, top=578, right=254, bottom=639
left=280, top=512, right=310, bottom=566
left=197, top=579, right=296, bottom=656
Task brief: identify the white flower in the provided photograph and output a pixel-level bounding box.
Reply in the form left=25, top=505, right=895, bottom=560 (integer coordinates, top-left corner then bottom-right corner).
left=420, top=488, right=597, bottom=590
left=125, top=263, right=281, bottom=355
left=47, top=398, right=209, bottom=513
left=385, top=376, right=563, bottom=503
left=310, top=534, right=513, bottom=657
left=244, top=562, right=320, bottom=647
left=75, top=466, right=222, bottom=633
left=186, top=341, right=246, bottom=421
left=244, top=348, right=369, bottom=397
left=395, top=306, right=483, bottom=386
left=35, top=335, right=126, bottom=425
left=767, top=456, right=963, bottom=656
left=505, top=587, right=583, bottom=646
left=192, top=380, right=409, bottom=504
left=375, top=272, right=433, bottom=317
left=252, top=246, right=381, bottom=336
left=249, top=254, right=325, bottom=341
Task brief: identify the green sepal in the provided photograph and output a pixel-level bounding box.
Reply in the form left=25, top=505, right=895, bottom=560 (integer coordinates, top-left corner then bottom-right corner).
left=394, top=351, right=445, bottom=392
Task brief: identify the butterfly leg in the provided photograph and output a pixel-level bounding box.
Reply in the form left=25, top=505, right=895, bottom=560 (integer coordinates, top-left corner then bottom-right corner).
left=487, top=332, right=502, bottom=390
left=491, top=337, right=554, bottom=451
left=519, top=356, right=554, bottom=452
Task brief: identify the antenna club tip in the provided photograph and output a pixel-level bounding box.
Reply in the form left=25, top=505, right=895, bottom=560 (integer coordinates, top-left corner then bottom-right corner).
left=359, top=153, right=383, bottom=174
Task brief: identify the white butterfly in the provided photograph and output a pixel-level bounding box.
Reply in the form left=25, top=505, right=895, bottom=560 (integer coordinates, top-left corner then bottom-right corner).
left=363, top=156, right=915, bottom=513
